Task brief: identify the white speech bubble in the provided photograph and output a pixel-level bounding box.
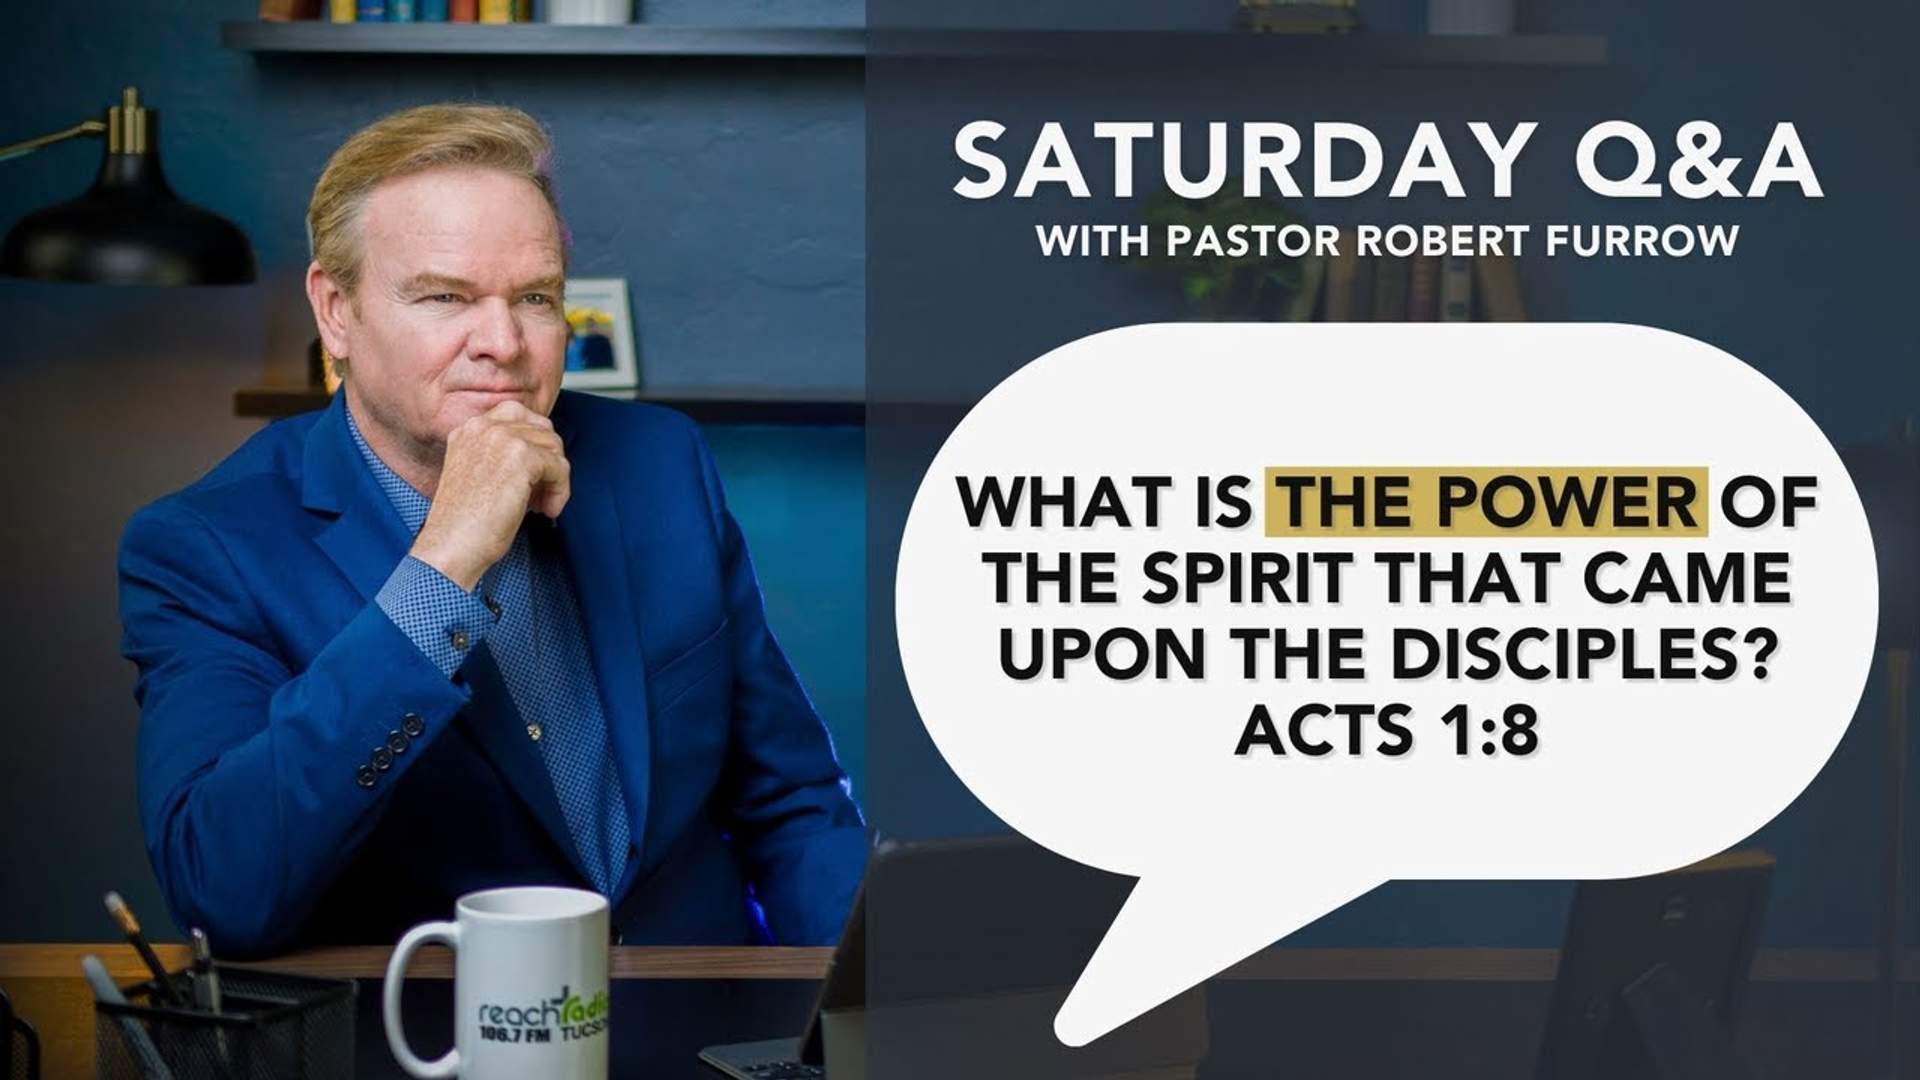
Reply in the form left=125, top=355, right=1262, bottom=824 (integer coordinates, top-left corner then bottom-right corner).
left=893, top=323, right=1878, bottom=1047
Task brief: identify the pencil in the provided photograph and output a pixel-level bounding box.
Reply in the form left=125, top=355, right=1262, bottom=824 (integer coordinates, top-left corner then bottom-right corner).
left=105, top=891, right=184, bottom=1007
left=82, top=954, right=177, bottom=1080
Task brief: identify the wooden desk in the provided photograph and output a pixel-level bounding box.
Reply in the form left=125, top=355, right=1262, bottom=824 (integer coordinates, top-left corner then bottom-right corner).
left=5, top=946, right=1915, bottom=1077
left=0, top=944, right=829, bottom=1078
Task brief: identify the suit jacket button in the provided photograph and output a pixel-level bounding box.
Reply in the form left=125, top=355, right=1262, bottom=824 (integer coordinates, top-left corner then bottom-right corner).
left=371, top=746, right=394, bottom=771
left=387, top=730, right=409, bottom=754
left=402, top=713, right=426, bottom=738
left=354, top=764, right=377, bottom=789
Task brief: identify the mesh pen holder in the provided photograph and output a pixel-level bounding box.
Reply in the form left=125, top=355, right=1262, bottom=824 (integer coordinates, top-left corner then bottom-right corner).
left=95, top=966, right=354, bottom=1080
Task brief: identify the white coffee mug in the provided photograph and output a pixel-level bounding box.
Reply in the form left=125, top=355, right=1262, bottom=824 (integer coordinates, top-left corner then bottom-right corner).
left=384, top=886, right=612, bottom=1079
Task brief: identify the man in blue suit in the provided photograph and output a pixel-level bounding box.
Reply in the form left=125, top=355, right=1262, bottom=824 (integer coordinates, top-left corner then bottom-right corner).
left=117, top=103, right=865, bottom=956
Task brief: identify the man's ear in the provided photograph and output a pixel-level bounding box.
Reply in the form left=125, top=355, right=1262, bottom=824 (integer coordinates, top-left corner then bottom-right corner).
left=306, top=261, right=353, bottom=362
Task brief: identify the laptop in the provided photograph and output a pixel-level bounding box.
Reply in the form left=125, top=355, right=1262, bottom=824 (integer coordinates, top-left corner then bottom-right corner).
left=699, top=833, right=1131, bottom=1078
left=697, top=877, right=863, bottom=1079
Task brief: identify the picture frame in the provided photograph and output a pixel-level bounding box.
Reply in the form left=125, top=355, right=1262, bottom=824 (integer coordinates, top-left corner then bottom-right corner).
left=560, top=276, right=639, bottom=391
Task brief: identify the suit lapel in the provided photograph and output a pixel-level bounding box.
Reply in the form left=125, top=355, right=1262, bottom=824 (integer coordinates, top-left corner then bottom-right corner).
left=302, top=395, right=414, bottom=602
left=300, top=393, right=586, bottom=883
left=552, top=395, right=654, bottom=892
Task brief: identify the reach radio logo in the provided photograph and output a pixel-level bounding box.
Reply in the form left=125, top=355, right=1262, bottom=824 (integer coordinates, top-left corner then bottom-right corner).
left=477, top=985, right=612, bottom=1045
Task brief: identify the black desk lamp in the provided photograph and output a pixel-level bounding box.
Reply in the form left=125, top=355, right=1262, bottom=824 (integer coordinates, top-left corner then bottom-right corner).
left=0, top=87, right=255, bottom=285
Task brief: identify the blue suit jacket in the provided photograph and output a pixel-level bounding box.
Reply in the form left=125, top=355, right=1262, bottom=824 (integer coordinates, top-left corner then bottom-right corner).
left=118, top=391, right=865, bottom=956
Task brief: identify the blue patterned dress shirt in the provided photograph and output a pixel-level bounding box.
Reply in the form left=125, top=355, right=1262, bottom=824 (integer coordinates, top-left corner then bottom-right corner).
left=347, top=404, right=633, bottom=896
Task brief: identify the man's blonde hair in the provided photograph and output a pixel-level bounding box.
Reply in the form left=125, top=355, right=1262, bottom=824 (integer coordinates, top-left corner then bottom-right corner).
left=307, top=102, right=566, bottom=297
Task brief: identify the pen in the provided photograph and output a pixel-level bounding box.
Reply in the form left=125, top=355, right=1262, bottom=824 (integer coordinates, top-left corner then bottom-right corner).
left=105, top=891, right=183, bottom=1007
left=189, top=929, right=221, bottom=1013
left=191, top=927, right=232, bottom=1064
left=82, top=954, right=177, bottom=1080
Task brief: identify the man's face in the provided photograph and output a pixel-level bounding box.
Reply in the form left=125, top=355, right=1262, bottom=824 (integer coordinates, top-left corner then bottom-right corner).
left=331, top=166, right=569, bottom=456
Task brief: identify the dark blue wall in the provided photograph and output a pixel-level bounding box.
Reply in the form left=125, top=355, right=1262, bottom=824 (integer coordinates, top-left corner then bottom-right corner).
left=0, top=0, right=865, bottom=941
left=4, top=0, right=1913, bottom=958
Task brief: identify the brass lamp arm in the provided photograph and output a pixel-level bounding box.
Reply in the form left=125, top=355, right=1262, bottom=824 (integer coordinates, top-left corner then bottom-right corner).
left=0, top=120, right=107, bottom=164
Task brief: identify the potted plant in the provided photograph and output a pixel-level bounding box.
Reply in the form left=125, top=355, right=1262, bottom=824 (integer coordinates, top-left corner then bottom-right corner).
left=1123, top=190, right=1310, bottom=320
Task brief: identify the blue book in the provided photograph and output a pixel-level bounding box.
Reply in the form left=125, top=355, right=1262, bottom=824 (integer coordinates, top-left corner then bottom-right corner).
left=420, top=0, right=449, bottom=18
left=389, top=0, right=417, bottom=18
left=357, top=0, right=386, bottom=19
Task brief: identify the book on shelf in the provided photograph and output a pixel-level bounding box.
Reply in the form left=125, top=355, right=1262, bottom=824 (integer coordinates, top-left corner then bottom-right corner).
left=1473, top=252, right=1529, bottom=321
left=1438, top=253, right=1474, bottom=322
left=1287, top=253, right=1327, bottom=322
left=1406, top=253, right=1440, bottom=320
left=1309, top=244, right=1529, bottom=323
left=1348, top=251, right=1376, bottom=322
left=1371, top=255, right=1409, bottom=322
left=265, top=0, right=479, bottom=17
left=259, top=0, right=321, bottom=18
left=451, top=0, right=477, bottom=20
left=479, top=0, right=513, bottom=22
